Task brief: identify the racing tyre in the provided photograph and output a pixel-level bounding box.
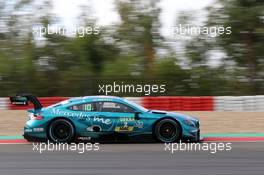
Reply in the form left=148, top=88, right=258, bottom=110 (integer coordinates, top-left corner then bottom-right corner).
left=48, top=119, right=75, bottom=143
left=154, top=119, right=181, bottom=143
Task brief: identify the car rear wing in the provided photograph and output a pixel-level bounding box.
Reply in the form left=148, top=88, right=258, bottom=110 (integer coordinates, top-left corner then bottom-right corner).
left=10, top=94, right=42, bottom=110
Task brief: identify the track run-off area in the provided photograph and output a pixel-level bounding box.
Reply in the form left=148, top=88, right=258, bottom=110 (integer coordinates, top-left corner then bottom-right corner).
left=1, top=133, right=264, bottom=144
left=0, top=142, right=263, bottom=175
left=0, top=109, right=263, bottom=174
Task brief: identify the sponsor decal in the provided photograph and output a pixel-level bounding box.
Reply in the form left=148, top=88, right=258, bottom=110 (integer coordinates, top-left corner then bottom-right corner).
left=52, top=109, right=90, bottom=119
left=92, top=98, right=111, bottom=102
left=115, top=126, right=134, bottom=132
left=51, top=109, right=112, bottom=125
left=25, top=129, right=33, bottom=132
left=119, top=117, right=135, bottom=122
left=115, top=121, right=134, bottom=132
left=78, top=137, right=91, bottom=141
left=33, top=128, right=44, bottom=132
left=93, top=116, right=111, bottom=125
left=87, top=125, right=102, bottom=132
left=135, top=121, right=144, bottom=128
left=86, top=127, right=92, bottom=131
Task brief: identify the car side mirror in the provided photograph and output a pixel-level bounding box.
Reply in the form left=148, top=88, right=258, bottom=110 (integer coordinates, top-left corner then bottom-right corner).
left=134, top=111, right=141, bottom=120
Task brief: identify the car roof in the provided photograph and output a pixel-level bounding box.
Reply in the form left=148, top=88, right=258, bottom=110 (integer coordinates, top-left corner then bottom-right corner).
left=68, top=96, right=124, bottom=103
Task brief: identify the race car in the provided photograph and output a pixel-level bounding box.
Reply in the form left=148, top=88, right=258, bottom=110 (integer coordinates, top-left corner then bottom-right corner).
left=10, top=94, right=200, bottom=143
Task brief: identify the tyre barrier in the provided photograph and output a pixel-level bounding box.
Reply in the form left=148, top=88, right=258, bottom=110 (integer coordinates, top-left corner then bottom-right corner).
left=0, top=96, right=264, bottom=111
left=142, top=96, right=214, bottom=111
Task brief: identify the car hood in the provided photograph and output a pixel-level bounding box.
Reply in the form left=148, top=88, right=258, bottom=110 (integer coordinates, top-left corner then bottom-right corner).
left=149, top=110, right=199, bottom=122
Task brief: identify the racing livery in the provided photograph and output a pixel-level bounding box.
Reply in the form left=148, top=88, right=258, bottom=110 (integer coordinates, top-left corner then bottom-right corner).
left=10, top=94, right=200, bottom=143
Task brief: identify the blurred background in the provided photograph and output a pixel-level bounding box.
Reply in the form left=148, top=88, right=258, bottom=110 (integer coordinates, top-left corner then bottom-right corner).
left=0, top=0, right=263, bottom=97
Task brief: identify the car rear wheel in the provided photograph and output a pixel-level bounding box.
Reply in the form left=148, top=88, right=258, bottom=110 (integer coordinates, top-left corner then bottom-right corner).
left=154, top=119, right=181, bottom=143
left=48, top=119, right=75, bottom=143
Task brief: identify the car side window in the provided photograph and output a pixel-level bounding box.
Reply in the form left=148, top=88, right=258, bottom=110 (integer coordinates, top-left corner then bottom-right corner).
left=68, top=103, right=95, bottom=111
left=96, top=102, right=135, bottom=113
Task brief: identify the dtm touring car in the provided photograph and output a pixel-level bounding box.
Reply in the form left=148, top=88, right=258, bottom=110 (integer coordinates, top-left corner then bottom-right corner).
left=10, top=94, right=201, bottom=143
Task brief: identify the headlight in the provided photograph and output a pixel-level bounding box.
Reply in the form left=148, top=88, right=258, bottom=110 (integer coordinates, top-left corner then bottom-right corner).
left=183, top=120, right=196, bottom=127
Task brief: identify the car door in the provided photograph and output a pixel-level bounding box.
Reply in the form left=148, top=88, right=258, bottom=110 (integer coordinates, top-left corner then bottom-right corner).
left=94, top=101, right=136, bottom=133
left=67, top=102, right=115, bottom=133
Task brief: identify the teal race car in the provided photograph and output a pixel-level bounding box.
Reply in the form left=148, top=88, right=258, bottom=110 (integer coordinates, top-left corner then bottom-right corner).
left=10, top=94, right=200, bottom=143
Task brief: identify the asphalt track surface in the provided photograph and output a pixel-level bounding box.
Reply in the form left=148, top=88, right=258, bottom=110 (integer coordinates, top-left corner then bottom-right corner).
left=0, top=142, right=263, bottom=175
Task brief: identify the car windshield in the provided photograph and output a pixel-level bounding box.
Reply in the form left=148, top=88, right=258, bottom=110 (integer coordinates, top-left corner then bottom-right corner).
left=124, top=99, right=149, bottom=112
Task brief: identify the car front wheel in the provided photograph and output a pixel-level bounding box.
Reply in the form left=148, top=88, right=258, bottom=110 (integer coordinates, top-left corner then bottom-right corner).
left=154, top=119, right=181, bottom=143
